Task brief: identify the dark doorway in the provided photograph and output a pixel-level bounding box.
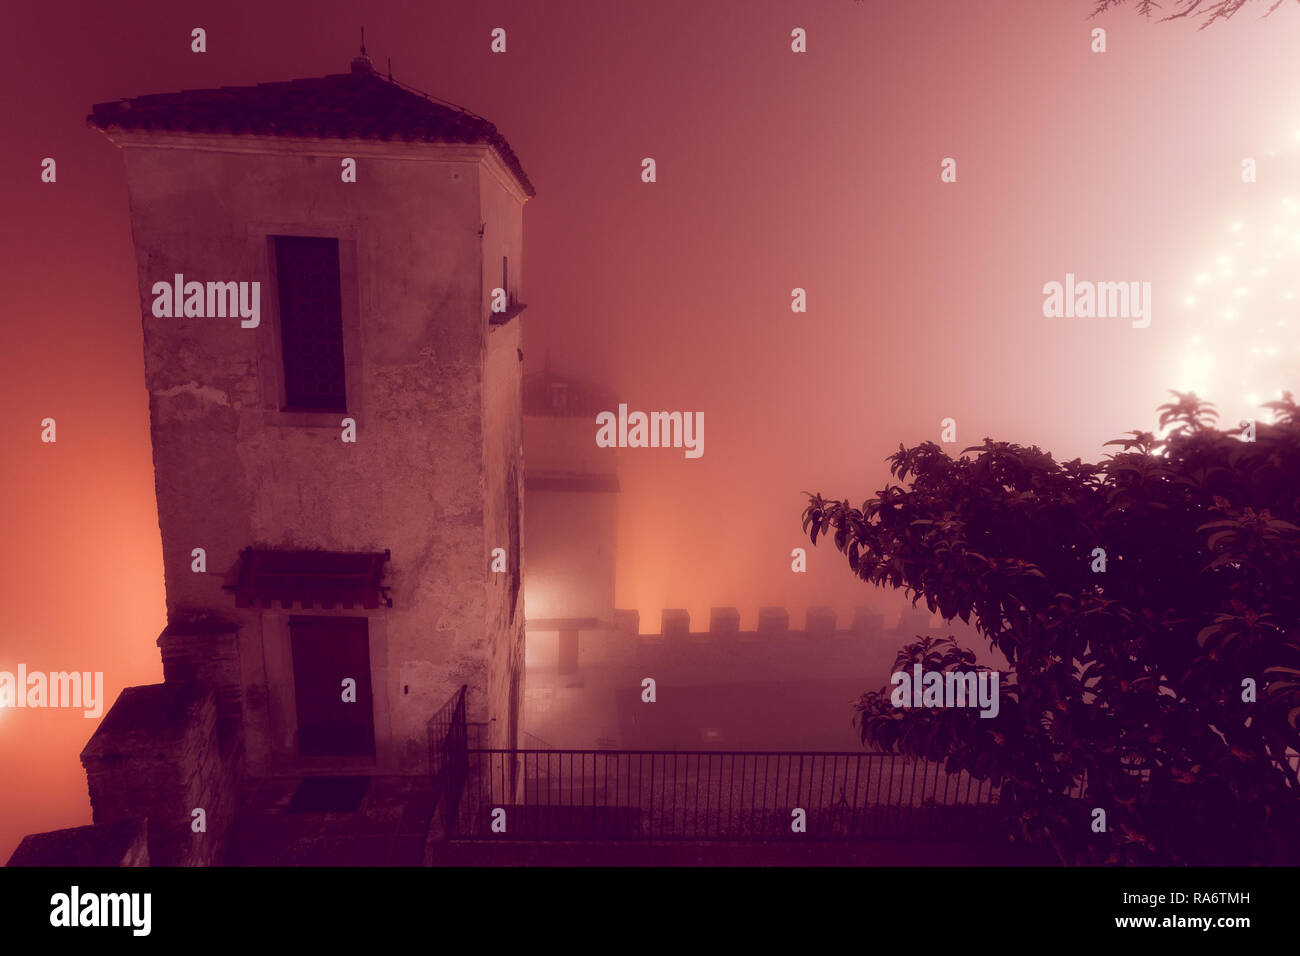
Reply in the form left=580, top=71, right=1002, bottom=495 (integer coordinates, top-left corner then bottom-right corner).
left=290, top=615, right=375, bottom=757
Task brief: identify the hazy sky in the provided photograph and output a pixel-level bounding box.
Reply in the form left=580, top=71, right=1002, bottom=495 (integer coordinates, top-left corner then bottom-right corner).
left=2, top=0, right=1299, bottom=859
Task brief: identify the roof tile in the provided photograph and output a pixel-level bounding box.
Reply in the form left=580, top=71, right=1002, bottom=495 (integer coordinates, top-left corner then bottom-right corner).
left=88, top=69, right=535, bottom=197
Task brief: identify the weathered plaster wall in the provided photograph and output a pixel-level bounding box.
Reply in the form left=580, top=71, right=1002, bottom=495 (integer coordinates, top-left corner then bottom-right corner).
left=478, top=163, right=527, bottom=751
left=116, top=134, right=526, bottom=773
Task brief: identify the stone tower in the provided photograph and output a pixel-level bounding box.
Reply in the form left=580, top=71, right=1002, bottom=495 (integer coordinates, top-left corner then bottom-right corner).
left=69, top=54, right=532, bottom=862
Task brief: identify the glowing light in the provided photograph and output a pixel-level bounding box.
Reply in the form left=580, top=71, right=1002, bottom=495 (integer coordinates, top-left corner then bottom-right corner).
left=1168, top=161, right=1297, bottom=430
left=1178, top=347, right=1215, bottom=390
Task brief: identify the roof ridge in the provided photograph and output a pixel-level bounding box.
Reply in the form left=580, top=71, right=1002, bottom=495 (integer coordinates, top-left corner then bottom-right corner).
left=86, top=67, right=534, bottom=197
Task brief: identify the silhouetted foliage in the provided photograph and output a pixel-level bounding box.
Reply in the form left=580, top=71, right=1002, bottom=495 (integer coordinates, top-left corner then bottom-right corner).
left=803, top=391, right=1300, bottom=864
left=1091, top=0, right=1298, bottom=28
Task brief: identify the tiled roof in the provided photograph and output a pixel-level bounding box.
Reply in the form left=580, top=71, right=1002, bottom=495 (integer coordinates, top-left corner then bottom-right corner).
left=87, top=62, right=535, bottom=197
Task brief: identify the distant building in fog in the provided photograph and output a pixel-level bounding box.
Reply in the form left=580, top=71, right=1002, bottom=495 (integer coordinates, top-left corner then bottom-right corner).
left=522, top=365, right=620, bottom=684
left=522, top=365, right=620, bottom=626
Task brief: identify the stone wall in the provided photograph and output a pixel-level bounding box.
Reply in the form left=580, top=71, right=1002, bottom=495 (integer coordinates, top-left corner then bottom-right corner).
left=478, top=161, right=528, bottom=751
left=158, top=616, right=242, bottom=745
left=6, top=819, right=149, bottom=867
left=80, top=683, right=242, bottom=866
left=523, top=605, right=918, bottom=747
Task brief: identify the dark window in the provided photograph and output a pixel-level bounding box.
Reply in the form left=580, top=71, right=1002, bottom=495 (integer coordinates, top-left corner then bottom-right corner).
left=549, top=381, right=568, bottom=413
left=273, top=236, right=346, bottom=411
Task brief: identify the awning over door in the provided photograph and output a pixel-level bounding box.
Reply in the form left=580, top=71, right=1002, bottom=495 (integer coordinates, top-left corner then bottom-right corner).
left=226, top=548, right=391, bottom=609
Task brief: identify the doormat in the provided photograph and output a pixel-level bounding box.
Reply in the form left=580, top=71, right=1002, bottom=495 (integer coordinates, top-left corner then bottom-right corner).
left=288, top=776, right=372, bottom=813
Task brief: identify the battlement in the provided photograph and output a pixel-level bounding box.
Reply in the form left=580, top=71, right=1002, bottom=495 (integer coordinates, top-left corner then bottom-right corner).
left=523, top=604, right=942, bottom=689
left=586, top=605, right=931, bottom=642
left=521, top=603, right=947, bottom=750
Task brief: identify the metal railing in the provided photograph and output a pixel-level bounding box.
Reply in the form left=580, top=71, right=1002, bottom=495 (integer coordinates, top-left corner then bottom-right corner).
left=429, top=697, right=1300, bottom=843
left=446, top=749, right=1021, bottom=841
left=428, top=686, right=469, bottom=828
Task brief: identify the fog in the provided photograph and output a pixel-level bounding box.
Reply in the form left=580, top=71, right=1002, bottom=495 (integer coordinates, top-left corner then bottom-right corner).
left=4, top=0, right=1299, bottom=860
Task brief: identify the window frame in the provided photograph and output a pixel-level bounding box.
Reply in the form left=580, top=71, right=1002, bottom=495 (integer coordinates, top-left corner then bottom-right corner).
left=249, top=222, right=364, bottom=428
left=272, top=235, right=348, bottom=413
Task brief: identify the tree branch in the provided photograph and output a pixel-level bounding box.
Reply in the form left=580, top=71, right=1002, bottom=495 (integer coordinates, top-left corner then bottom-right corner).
left=1090, top=0, right=1298, bottom=26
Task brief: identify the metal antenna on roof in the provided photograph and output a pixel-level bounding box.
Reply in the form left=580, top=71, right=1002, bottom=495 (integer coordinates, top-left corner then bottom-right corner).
left=351, top=26, right=375, bottom=75
left=387, top=57, right=393, bottom=81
